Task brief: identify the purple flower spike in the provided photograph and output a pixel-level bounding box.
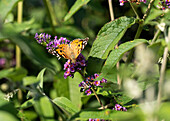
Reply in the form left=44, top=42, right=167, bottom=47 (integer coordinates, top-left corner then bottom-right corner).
left=94, top=73, right=99, bottom=79
left=85, top=89, right=92, bottom=95
left=94, top=81, right=100, bottom=86
left=123, top=107, right=127, bottom=111
left=115, top=104, right=122, bottom=111
left=101, top=78, right=107, bottom=83
left=113, top=104, right=127, bottom=112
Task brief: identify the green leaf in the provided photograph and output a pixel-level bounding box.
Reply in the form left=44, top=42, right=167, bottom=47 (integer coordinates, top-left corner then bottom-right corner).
left=100, top=39, right=148, bottom=79
left=87, top=17, right=136, bottom=74
left=159, top=102, right=170, bottom=120
left=20, top=99, right=34, bottom=109
left=55, top=26, right=86, bottom=38
left=37, top=68, right=46, bottom=89
left=0, top=111, right=18, bottom=121
left=0, top=0, right=20, bottom=22
left=0, top=91, right=18, bottom=117
left=71, top=109, right=135, bottom=121
left=64, top=0, right=90, bottom=21
left=0, top=67, right=27, bottom=81
left=0, top=23, right=59, bottom=72
left=53, top=97, right=79, bottom=115
left=53, top=72, right=70, bottom=99
left=69, top=72, right=83, bottom=109
left=115, top=93, right=133, bottom=105
left=88, top=16, right=136, bottom=59
left=144, top=8, right=163, bottom=24
left=33, top=96, right=55, bottom=121
left=22, top=76, right=38, bottom=86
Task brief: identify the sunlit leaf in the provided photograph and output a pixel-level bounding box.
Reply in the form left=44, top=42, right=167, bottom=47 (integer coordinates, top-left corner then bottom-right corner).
left=0, top=0, right=20, bottom=22
left=37, top=68, right=46, bottom=89
left=33, top=96, right=55, bottom=121
left=22, top=76, right=38, bottom=86
left=53, top=97, right=79, bottom=115
left=64, top=0, right=90, bottom=21
left=70, top=109, right=135, bottom=121
left=0, top=111, right=18, bottom=121
left=88, top=16, right=136, bottom=59
left=69, top=72, right=83, bottom=109
left=100, top=39, right=148, bottom=79
left=0, top=67, right=27, bottom=81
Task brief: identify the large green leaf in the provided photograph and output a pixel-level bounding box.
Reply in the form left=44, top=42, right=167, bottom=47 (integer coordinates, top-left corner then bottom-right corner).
left=53, top=97, right=79, bottom=115
left=69, top=72, right=83, bottom=109
left=0, top=0, right=20, bottom=22
left=100, top=39, right=148, bottom=79
left=88, top=16, right=136, bottom=59
left=33, top=96, right=55, bottom=121
left=37, top=68, right=46, bottom=89
left=22, top=76, right=38, bottom=86
left=0, top=111, right=18, bottom=121
left=53, top=72, right=70, bottom=99
left=0, top=23, right=59, bottom=72
left=0, top=67, right=27, bottom=81
left=64, top=0, right=90, bottom=21
left=87, top=17, right=136, bottom=74
left=70, top=109, right=135, bottom=121
left=0, top=91, right=18, bottom=116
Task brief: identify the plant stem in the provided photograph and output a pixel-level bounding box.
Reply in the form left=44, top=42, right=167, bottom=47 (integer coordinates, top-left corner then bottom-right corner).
left=143, top=0, right=155, bottom=21
left=17, top=2, right=23, bottom=121
left=151, top=29, right=161, bottom=44
left=108, top=0, right=114, bottom=20
left=16, top=1, right=23, bottom=68
left=135, top=23, right=143, bottom=39
left=91, top=87, right=105, bottom=109
left=128, top=1, right=140, bottom=19
left=157, top=47, right=168, bottom=107
left=78, top=71, right=105, bottom=109
left=42, top=0, right=58, bottom=33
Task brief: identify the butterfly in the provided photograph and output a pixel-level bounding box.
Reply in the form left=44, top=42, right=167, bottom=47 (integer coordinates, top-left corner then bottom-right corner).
left=51, top=38, right=89, bottom=63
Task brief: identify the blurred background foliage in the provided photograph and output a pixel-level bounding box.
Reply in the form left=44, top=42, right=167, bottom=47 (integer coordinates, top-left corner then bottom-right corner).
left=0, top=0, right=170, bottom=120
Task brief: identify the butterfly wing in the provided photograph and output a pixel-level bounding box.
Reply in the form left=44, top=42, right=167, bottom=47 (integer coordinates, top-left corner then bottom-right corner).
left=54, top=44, right=72, bottom=60
left=70, top=37, right=89, bottom=59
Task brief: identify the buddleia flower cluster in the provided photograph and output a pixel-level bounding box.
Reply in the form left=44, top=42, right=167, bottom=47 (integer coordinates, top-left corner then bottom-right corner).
left=113, top=104, right=127, bottom=111
left=34, top=33, right=70, bottom=51
left=34, top=33, right=87, bottom=79
left=157, top=0, right=170, bottom=10
left=63, top=54, right=87, bottom=79
left=119, top=0, right=146, bottom=6
left=79, top=73, right=107, bottom=95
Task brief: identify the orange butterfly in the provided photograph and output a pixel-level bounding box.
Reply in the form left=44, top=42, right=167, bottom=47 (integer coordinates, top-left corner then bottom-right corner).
left=53, top=38, right=89, bottom=63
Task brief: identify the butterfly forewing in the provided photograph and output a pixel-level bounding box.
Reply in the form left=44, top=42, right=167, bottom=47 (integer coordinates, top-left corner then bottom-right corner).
left=55, top=44, right=71, bottom=60
left=70, top=38, right=88, bottom=59
left=53, top=37, right=89, bottom=63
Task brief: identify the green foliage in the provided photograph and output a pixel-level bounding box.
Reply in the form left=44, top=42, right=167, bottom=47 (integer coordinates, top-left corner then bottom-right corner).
left=0, top=0, right=170, bottom=121
left=64, top=0, right=90, bottom=21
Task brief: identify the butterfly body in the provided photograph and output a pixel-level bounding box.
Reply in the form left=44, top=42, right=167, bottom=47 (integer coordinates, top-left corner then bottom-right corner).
left=53, top=38, right=89, bottom=63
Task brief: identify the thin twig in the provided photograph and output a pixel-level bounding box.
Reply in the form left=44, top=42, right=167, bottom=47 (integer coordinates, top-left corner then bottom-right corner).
left=128, top=1, right=140, bottom=19
left=78, top=71, right=105, bottom=109
left=42, top=0, right=58, bottom=33
left=91, top=88, right=105, bottom=109
left=143, top=0, right=155, bottom=21
left=157, top=47, right=168, bottom=106
left=151, top=29, right=161, bottom=44
left=108, top=0, right=114, bottom=20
